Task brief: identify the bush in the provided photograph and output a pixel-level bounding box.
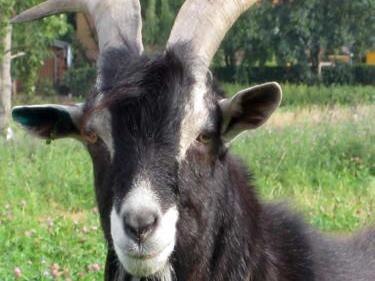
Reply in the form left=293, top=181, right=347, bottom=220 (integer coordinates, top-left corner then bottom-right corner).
left=214, top=66, right=237, bottom=83
left=322, top=64, right=354, bottom=85
left=352, top=65, right=375, bottom=85
left=63, top=65, right=96, bottom=97
left=35, top=79, right=58, bottom=97
left=214, top=65, right=317, bottom=84
left=215, top=64, right=375, bottom=86
left=322, top=64, right=375, bottom=86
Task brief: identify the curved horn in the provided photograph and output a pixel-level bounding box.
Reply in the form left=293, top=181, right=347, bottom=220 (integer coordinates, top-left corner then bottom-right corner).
left=11, top=0, right=143, bottom=54
left=167, top=0, right=257, bottom=66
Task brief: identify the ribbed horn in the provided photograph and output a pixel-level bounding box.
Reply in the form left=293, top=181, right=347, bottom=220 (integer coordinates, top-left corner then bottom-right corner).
left=167, top=0, right=257, bottom=66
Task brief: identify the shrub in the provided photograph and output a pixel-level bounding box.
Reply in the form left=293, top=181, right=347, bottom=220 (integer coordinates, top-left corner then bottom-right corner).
left=322, top=64, right=354, bottom=85
left=214, top=65, right=315, bottom=84
left=215, top=64, right=375, bottom=86
left=322, top=64, right=375, bottom=86
left=62, top=65, right=96, bottom=97
left=352, top=65, right=375, bottom=85
left=35, top=79, right=58, bottom=97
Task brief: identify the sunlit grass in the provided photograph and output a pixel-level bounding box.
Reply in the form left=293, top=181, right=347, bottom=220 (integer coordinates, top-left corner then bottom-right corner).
left=0, top=138, right=104, bottom=280
left=232, top=105, right=374, bottom=231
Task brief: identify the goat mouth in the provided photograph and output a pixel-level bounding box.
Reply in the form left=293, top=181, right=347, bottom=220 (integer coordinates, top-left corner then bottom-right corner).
left=126, top=252, right=160, bottom=260
left=124, top=241, right=175, bottom=260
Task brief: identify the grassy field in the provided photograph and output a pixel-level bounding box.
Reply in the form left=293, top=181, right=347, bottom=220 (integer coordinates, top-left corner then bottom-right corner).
left=1, top=85, right=374, bottom=280
left=232, top=105, right=374, bottom=231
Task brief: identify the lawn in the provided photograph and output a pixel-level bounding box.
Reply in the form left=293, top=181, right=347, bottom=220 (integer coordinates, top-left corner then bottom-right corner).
left=1, top=85, right=374, bottom=280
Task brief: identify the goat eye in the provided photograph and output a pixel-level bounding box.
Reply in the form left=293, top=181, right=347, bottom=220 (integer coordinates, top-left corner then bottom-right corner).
left=197, top=133, right=212, bottom=144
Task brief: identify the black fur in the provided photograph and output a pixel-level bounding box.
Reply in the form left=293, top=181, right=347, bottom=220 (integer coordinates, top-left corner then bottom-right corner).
left=79, top=46, right=375, bottom=281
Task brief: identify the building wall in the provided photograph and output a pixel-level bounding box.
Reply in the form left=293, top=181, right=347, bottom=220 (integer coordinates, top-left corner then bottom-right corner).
left=38, top=47, right=68, bottom=84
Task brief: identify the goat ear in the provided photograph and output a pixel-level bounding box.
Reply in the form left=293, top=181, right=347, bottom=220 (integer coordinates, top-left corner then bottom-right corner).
left=12, top=104, right=84, bottom=140
left=220, top=82, right=282, bottom=141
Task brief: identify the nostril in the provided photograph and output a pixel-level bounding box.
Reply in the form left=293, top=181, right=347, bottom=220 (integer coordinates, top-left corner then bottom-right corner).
left=123, top=220, right=138, bottom=241
left=123, top=210, right=159, bottom=242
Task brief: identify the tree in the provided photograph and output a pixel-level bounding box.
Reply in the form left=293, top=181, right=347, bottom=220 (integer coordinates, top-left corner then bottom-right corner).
left=0, top=0, right=70, bottom=136
left=219, top=0, right=375, bottom=76
left=340, top=0, right=375, bottom=63
left=220, top=3, right=273, bottom=68
left=0, top=0, right=14, bottom=136
left=0, top=25, right=12, bottom=136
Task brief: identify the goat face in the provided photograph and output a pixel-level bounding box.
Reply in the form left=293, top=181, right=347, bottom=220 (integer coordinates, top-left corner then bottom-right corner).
left=12, top=48, right=281, bottom=278
left=11, top=0, right=278, bottom=278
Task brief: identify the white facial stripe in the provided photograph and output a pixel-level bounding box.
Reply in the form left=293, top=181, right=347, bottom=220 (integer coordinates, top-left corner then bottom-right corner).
left=110, top=177, right=179, bottom=278
left=122, top=177, right=160, bottom=214
left=86, top=108, right=114, bottom=159
left=64, top=103, right=85, bottom=128
left=178, top=80, right=209, bottom=160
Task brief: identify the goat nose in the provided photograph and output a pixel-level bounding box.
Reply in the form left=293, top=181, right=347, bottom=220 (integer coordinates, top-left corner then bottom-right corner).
left=123, top=209, right=159, bottom=242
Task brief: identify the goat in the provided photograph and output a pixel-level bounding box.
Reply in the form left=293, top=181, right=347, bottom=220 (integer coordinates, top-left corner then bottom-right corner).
left=11, top=0, right=375, bottom=280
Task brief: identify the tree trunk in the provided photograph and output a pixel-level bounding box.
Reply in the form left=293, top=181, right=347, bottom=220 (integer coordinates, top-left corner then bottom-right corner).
left=310, top=39, right=321, bottom=76
left=0, top=25, right=12, bottom=137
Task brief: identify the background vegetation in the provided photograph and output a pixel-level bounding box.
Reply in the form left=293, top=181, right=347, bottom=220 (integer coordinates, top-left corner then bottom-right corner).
left=0, top=0, right=70, bottom=94
left=0, top=0, right=374, bottom=97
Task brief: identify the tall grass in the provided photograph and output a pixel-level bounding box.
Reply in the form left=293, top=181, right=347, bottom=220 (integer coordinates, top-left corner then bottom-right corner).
left=232, top=106, right=374, bottom=231
left=0, top=139, right=103, bottom=280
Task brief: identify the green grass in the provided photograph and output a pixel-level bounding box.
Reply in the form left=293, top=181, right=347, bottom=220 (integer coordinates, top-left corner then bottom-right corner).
left=223, top=84, right=375, bottom=107
left=232, top=106, right=374, bottom=231
left=0, top=103, right=374, bottom=279
left=0, top=139, right=103, bottom=280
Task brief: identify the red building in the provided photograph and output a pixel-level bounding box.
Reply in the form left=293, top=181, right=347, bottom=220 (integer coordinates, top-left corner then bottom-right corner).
left=38, top=40, right=72, bottom=84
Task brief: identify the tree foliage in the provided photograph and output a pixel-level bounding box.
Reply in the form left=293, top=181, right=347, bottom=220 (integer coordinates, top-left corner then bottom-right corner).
left=220, top=0, right=375, bottom=75
left=1, top=0, right=373, bottom=94
left=0, top=0, right=70, bottom=94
